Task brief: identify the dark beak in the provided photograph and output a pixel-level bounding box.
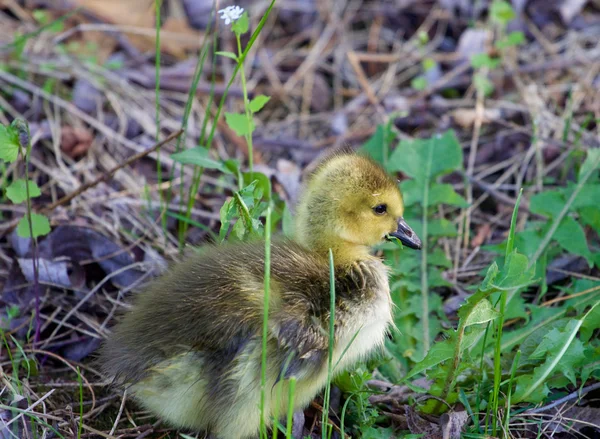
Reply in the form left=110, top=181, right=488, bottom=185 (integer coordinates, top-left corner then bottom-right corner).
left=387, top=218, right=422, bottom=250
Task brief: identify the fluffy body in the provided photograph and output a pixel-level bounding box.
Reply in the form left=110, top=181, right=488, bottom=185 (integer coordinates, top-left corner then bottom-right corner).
left=100, top=240, right=391, bottom=438
left=98, top=153, right=416, bottom=438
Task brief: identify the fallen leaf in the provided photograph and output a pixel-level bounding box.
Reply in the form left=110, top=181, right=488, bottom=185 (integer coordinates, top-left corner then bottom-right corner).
left=471, top=223, right=491, bottom=247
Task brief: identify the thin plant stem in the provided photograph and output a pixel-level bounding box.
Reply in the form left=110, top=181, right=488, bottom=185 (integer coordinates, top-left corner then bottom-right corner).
left=260, top=203, right=272, bottom=439
left=77, top=366, right=83, bottom=439
left=236, top=33, right=254, bottom=174
left=154, top=0, right=166, bottom=237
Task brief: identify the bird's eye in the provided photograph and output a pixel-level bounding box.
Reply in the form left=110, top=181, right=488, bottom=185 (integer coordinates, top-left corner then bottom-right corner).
left=373, top=204, right=387, bottom=215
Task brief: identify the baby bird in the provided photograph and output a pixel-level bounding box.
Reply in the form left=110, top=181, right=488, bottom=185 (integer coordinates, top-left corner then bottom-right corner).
left=98, top=153, right=421, bottom=439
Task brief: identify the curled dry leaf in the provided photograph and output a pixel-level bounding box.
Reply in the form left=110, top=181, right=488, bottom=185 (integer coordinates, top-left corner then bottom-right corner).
left=439, top=410, right=468, bottom=439
left=37, top=225, right=148, bottom=288
left=17, top=257, right=86, bottom=290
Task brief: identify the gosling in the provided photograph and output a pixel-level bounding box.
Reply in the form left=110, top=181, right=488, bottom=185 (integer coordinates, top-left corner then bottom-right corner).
left=98, top=153, right=421, bottom=439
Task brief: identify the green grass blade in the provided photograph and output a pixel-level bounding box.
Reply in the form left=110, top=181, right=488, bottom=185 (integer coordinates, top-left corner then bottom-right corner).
left=286, top=377, right=297, bottom=439
left=321, top=248, right=335, bottom=439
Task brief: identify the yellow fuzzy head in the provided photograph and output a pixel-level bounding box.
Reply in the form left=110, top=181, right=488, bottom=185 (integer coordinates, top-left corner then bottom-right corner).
left=295, top=153, right=420, bottom=261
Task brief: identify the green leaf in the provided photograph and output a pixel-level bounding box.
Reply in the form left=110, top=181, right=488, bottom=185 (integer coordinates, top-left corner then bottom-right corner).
left=554, top=216, right=593, bottom=265
left=0, top=124, right=21, bottom=163
left=471, top=53, right=500, bottom=69
left=403, top=330, right=482, bottom=381
left=171, top=147, right=232, bottom=174
left=215, top=51, right=238, bottom=61
left=231, top=11, right=249, bottom=35
left=388, top=130, right=462, bottom=180
left=401, top=181, right=467, bottom=207
left=410, top=76, right=427, bottom=90
left=422, top=58, right=436, bottom=72
left=513, top=303, right=599, bottom=403
left=17, top=213, right=51, bottom=238
left=529, top=190, right=564, bottom=218
left=463, top=299, right=499, bottom=327
left=495, top=31, right=525, bottom=49
left=579, top=148, right=600, bottom=181
left=225, top=112, right=255, bottom=137
left=249, top=95, right=270, bottom=113
left=359, top=125, right=386, bottom=164
left=489, top=0, right=516, bottom=25
left=492, top=250, right=535, bottom=290
left=6, top=179, right=41, bottom=203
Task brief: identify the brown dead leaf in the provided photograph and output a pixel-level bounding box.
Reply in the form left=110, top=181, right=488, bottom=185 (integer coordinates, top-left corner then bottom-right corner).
left=471, top=223, right=491, bottom=248
left=440, top=411, right=468, bottom=439
left=71, top=0, right=202, bottom=58
left=61, top=126, right=94, bottom=158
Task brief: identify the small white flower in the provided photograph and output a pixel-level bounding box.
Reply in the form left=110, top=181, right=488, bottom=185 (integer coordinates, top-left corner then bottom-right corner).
left=218, top=5, right=244, bottom=25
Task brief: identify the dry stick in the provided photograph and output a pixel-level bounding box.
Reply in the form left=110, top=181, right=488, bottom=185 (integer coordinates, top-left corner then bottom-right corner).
left=526, top=382, right=600, bottom=414
left=41, top=129, right=183, bottom=213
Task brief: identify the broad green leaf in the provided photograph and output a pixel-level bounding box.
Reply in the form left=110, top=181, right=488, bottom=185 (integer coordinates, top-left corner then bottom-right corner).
left=579, top=148, right=600, bottom=181
left=428, top=218, right=457, bottom=237
left=219, top=198, right=237, bottom=241
left=489, top=0, right=516, bottom=25
left=6, top=179, right=41, bottom=203
left=249, top=95, right=270, bottom=113
left=580, top=299, right=600, bottom=343
left=215, top=51, right=238, bottom=61
left=17, top=213, right=51, bottom=238
left=0, top=124, right=20, bottom=163
left=403, top=329, right=482, bottom=381
left=579, top=206, right=600, bottom=233
left=428, top=183, right=468, bottom=207
left=171, top=147, right=232, bottom=174
left=492, top=250, right=535, bottom=290
left=554, top=216, right=593, bottom=265
left=359, top=125, right=386, bottom=164
left=401, top=181, right=467, bottom=207
left=225, top=112, right=255, bottom=137
left=529, top=190, right=563, bottom=218
left=513, top=303, right=598, bottom=402
left=388, top=130, right=462, bottom=181
left=463, top=299, right=499, bottom=327
left=569, top=183, right=600, bottom=209
left=231, top=11, right=249, bottom=35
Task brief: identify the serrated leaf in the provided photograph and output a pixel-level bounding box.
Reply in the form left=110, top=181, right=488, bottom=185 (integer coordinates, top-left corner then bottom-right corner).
left=0, top=124, right=20, bottom=163
left=215, top=51, right=238, bottom=60
left=249, top=95, right=270, bottom=113
left=225, top=112, right=254, bottom=137
left=171, top=147, right=232, bottom=174
left=231, top=11, right=249, bottom=35
left=513, top=304, right=598, bottom=403
left=17, top=213, right=51, bottom=238
left=6, top=179, right=41, bottom=203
